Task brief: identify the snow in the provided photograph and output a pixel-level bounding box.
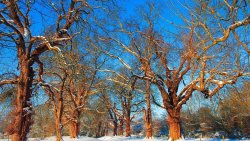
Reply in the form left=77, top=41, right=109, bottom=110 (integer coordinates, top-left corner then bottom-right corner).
left=168, top=136, right=185, bottom=141
left=98, top=136, right=162, bottom=141
left=0, top=136, right=249, bottom=141
left=24, top=28, right=28, bottom=37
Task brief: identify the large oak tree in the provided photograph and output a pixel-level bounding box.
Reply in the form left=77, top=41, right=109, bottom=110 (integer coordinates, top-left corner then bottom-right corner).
left=0, top=1, right=89, bottom=140
left=102, top=1, right=250, bottom=140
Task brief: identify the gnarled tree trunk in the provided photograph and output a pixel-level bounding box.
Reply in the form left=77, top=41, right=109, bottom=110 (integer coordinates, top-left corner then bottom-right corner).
left=10, top=58, right=34, bottom=141
left=68, top=110, right=80, bottom=138
left=167, top=110, right=182, bottom=141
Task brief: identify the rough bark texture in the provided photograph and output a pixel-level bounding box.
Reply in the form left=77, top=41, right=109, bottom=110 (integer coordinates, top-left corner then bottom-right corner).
left=9, top=57, right=34, bottom=141
left=68, top=110, right=80, bottom=138
left=52, top=88, right=64, bottom=141
left=1, top=1, right=86, bottom=140
left=55, top=119, right=63, bottom=141
left=167, top=110, right=181, bottom=141
left=125, top=114, right=131, bottom=137
left=144, top=81, right=153, bottom=139
left=55, top=99, right=63, bottom=141
left=69, top=121, right=79, bottom=138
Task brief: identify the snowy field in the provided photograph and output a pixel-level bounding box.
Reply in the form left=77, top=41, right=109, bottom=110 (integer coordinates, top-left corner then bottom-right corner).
left=1, top=136, right=250, bottom=141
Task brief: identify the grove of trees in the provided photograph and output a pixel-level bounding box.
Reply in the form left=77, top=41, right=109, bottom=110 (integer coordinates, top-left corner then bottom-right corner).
left=0, top=0, right=249, bottom=141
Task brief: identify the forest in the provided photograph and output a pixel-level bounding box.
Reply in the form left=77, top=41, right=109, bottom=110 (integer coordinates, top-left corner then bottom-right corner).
left=0, top=0, right=249, bottom=141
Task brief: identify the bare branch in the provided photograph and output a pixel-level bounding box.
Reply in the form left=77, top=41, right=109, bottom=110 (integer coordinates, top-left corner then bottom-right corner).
left=200, top=15, right=250, bottom=57
left=112, top=38, right=140, bottom=58
left=0, top=79, right=18, bottom=87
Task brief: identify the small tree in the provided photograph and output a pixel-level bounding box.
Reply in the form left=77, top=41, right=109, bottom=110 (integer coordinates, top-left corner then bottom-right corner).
left=63, top=52, right=100, bottom=138
left=41, top=65, right=68, bottom=141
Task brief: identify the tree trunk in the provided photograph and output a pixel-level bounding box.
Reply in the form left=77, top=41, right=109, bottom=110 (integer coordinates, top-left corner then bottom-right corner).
left=69, top=120, right=79, bottom=138
left=56, top=119, right=63, bottom=141
left=125, top=91, right=132, bottom=137
left=105, top=123, right=109, bottom=136
left=10, top=59, right=34, bottom=141
left=101, top=122, right=108, bottom=136
left=105, top=125, right=109, bottom=136
left=144, top=81, right=153, bottom=139
left=69, top=110, right=80, bottom=138
left=96, top=121, right=102, bottom=138
left=118, top=118, right=123, bottom=136
left=125, top=115, right=131, bottom=137
left=53, top=85, right=64, bottom=141
left=55, top=116, right=63, bottom=141
left=167, top=110, right=182, bottom=141
left=143, top=108, right=153, bottom=139
left=108, top=108, right=118, bottom=136
left=113, top=120, right=118, bottom=136
left=55, top=101, right=63, bottom=141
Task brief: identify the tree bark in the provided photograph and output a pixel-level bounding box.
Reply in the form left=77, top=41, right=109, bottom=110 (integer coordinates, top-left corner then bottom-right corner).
left=68, top=110, right=80, bottom=138
left=118, top=118, right=124, bottom=136
left=55, top=119, right=63, bottom=141
left=125, top=90, right=132, bottom=137
left=125, top=114, right=131, bottom=137
left=54, top=91, right=64, bottom=141
left=10, top=58, right=34, bottom=141
left=144, top=81, right=153, bottom=139
left=69, top=120, right=79, bottom=138
left=96, top=121, right=102, bottom=138
left=108, top=108, right=118, bottom=136
left=101, top=122, right=107, bottom=136
left=113, top=121, right=118, bottom=136
left=143, top=108, right=153, bottom=139
left=167, top=110, right=182, bottom=141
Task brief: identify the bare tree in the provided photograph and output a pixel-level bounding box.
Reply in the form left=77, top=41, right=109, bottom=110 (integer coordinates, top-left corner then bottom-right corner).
left=0, top=1, right=89, bottom=140
left=41, top=67, right=68, bottom=141
left=109, top=76, right=144, bottom=137
left=101, top=1, right=250, bottom=140
left=98, top=69, right=144, bottom=137
left=63, top=51, right=100, bottom=138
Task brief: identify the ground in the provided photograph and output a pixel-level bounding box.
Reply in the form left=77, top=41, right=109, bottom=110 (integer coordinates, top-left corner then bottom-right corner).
left=1, top=136, right=250, bottom=141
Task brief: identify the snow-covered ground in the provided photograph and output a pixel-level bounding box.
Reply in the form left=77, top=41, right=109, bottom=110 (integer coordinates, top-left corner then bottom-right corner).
left=0, top=136, right=249, bottom=141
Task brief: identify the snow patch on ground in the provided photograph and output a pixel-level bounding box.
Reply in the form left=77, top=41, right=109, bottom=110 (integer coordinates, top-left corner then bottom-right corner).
left=0, top=136, right=249, bottom=141
left=99, top=135, right=163, bottom=141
